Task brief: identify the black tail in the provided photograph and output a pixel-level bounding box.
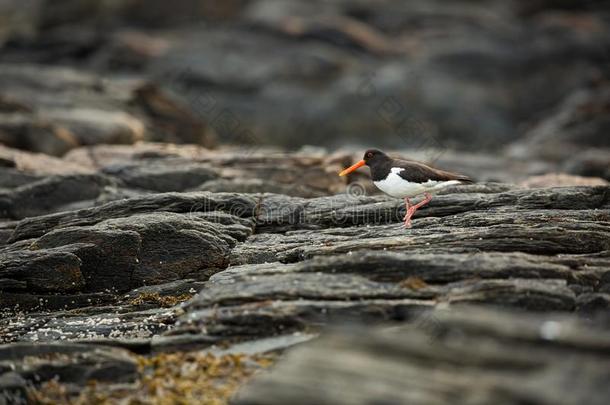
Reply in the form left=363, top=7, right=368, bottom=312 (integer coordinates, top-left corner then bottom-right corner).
left=456, top=174, right=474, bottom=184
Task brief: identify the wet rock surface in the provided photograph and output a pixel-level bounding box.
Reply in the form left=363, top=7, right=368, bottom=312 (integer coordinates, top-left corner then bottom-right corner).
left=0, top=155, right=608, bottom=401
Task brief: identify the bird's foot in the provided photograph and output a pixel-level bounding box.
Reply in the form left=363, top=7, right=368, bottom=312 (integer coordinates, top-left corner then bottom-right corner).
left=403, top=208, right=415, bottom=228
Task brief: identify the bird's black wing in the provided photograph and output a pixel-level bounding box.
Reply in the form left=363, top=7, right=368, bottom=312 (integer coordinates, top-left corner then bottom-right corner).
left=393, top=159, right=473, bottom=183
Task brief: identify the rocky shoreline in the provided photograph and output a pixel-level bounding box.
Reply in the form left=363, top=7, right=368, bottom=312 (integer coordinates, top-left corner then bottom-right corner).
left=1, top=142, right=609, bottom=402
left=1, top=0, right=609, bottom=402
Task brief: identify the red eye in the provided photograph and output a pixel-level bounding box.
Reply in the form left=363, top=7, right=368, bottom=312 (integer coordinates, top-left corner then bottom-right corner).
left=367, top=153, right=372, bottom=158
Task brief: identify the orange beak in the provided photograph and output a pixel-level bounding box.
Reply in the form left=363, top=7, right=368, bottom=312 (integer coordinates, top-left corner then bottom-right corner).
left=339, top=160, right=365, bottom=176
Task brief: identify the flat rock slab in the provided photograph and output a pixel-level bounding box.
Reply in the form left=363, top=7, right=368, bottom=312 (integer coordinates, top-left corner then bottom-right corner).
left=8, top=191, right=257, bottom=242
left=65, top=143, right=351, bottom=197
left=253, top=186, right=610, bottom=232
left=1, top=185, right=609, bottom=342
left=0, top=174, right=121, bottom=219
left=178, top=249, right=593, bottom=339
left=235, top=307, right=610, bottom=405
left=171, top=186, right=610, bottom=341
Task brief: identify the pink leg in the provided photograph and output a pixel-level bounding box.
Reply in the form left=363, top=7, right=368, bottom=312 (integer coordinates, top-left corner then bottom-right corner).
left=403, top=198, right=411, bottom=220
left=403, top=197, right=413, bottom=227
left=403, top=193, right=432, bottom=228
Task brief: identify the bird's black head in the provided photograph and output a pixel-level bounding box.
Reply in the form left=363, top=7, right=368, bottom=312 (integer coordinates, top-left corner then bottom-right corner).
left=363, top=149, right=389, bottom=166
left=339, top=149, right=390, bottom=177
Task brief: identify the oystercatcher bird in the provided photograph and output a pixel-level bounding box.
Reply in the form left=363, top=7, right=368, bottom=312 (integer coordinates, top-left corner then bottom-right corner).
left=339, top=149, right=472, bottom=227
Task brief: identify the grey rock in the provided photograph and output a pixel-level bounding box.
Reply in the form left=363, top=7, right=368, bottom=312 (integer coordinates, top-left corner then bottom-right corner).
left=0, top=64, right=214, bottom=155
left=563, top=148, right=610, bottom=181
left=0, top=343, right=138, bottom=398
left=171, top=185, right=609, bottom=341
left=0, top=174, right=119, bottom=219
left=34, top=227, right=142, bottom=292
left=0, top=291, right=116, bottom=313
left=509, top=86, right=610, bottom=161
left=0, top=167, right=42, bottom=189
left=121, top=279, right=205, bottom=300
left=64, top=143, right=351, bottom=197
left=98, top=212, right=236, bottom=284
left=178, top=247, right=595, bottom=340
left=577, top=293, right=610, bottom=314
left=0, top=372, right=27, bottom=404
left=0, top=246, right=85, bottom=293
left=198, top=178, right=329, bottom=198
left=236, top=307, right=610, bottom=405
left=4, top=211, right=242, bottom=296
left=9, top=191, right=257, bottom=242
left=101, top=161, right=218, bottom=192
left=253, top=186, right=609, bottom=232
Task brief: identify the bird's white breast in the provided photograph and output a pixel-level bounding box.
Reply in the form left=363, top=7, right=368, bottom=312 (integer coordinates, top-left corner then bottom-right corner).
left=373, top=168, right=460, bottom=198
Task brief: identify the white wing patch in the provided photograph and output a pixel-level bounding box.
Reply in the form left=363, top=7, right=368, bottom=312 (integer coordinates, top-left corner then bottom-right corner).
left=373, top=167, right=460, bottom=198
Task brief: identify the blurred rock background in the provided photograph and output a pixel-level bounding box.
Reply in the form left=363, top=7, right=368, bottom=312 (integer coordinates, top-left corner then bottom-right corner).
left=0, top=0, right=608, bottom=181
